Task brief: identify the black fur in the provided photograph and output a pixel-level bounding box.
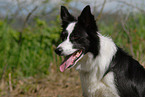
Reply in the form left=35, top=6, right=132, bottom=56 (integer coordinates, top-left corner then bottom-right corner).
left=109, top=47, right=145, bottom=97
left=60, top=6, right=76, bottom=29
left=77, top=5, right=100, bottom=56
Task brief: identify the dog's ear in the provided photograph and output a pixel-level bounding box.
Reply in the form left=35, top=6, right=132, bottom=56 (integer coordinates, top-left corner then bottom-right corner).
left=60, top=6, right=76, bottom=25
left=60, top=6, right=70, bottom=20
left=78, top=5, right=98, bottom=31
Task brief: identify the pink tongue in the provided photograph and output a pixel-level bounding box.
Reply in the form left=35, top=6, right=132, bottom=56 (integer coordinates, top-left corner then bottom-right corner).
left=60, top=55, right=74, bottom=72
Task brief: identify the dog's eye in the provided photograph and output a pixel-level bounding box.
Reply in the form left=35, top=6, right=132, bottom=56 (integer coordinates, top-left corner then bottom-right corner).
left=71, top=36, right=80, bottom=40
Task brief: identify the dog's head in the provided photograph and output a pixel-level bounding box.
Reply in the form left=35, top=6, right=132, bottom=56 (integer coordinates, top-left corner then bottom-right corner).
left=55, top=5, right=100, bottom=72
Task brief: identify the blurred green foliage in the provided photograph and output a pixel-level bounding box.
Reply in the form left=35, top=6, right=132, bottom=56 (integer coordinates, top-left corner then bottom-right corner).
left=99, top=13, right=145, bottom=57
left=0, top=17, right=61, bottom=78
left=0, top=13, right=145, bottom=79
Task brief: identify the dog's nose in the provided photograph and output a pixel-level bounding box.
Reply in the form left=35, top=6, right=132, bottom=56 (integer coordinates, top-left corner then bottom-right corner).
left=55, top=47, right=63, bottom=55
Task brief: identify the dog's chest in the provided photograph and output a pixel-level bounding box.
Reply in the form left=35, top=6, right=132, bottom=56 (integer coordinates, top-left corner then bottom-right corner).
left=76, top=53, right=119, bottom=97
left=79, top=72, right=119, bottom=97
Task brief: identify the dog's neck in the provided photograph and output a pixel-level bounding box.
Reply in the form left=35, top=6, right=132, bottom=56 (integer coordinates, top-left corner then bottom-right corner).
left=75, top=33, right=117, bottom=95
left=76, top=33, right=117, bottom=78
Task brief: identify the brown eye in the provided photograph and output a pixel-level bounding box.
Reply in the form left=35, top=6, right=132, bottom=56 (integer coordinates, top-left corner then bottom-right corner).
left=71, top=36, right=80, bottom=40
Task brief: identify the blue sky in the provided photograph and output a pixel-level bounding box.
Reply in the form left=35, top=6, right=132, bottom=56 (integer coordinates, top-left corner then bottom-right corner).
left=0, top=0, right=144, bottom=16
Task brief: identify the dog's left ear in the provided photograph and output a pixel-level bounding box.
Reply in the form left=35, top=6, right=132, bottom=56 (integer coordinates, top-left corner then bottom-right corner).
left=60, top=6, right=76, bottom=25
left=78, top=5, right=98, bottom=31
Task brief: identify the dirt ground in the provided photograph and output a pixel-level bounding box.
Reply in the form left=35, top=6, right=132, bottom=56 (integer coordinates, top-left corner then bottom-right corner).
left=0, top=69, right=83, bottom=97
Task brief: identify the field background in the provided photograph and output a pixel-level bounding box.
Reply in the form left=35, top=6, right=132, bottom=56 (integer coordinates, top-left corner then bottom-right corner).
left=0, top=0, right=145, bottom=97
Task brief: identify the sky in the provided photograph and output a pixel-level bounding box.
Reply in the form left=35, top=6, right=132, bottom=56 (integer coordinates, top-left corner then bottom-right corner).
left=0, top=0, right=144, bottom=16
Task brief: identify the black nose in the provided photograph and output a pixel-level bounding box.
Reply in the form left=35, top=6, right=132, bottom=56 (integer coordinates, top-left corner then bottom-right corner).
left=55, top=47, right=63, bottom=55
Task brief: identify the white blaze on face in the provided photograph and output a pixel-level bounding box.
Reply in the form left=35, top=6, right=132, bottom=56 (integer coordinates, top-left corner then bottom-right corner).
left=57, top=22, right=77, bottom=55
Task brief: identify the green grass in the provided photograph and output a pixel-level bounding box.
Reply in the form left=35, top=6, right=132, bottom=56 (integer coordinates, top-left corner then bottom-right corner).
left=0, top=13, right=145, bottom=80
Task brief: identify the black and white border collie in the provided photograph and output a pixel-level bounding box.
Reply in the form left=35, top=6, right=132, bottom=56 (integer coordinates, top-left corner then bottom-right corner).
left=55, top=5, right=145, bottom=97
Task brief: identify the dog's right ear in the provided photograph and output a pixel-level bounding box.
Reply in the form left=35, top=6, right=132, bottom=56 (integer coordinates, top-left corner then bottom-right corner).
left=78, top=5, right=97, bottom=30
left=60, top=6, right=76, bottom=26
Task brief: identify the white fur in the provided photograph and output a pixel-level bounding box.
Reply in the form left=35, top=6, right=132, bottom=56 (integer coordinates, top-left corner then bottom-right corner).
left=75, top=33, right=119, bottom=97
left=57, top=22, right=77, bottom=55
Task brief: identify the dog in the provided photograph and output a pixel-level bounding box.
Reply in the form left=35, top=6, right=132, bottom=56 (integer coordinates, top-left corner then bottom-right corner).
left=55, top=5, right=145, bottom=97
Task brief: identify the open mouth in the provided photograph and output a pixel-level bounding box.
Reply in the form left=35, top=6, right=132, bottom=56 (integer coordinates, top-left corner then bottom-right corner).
left=60, top=50, right=84, bottom=72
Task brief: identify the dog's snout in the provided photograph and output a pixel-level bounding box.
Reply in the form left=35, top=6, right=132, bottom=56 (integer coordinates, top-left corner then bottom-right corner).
left=55, top=47, right=63, bottom=55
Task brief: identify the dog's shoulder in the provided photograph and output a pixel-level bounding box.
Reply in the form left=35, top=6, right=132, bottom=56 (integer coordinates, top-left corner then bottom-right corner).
left=110, top=47, right=145, bottom=96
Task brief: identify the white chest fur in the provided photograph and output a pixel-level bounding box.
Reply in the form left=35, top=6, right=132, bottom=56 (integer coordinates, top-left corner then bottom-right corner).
left=79, top=71, right=119, bottom=97
left=75, top=34, right=119, bottom=97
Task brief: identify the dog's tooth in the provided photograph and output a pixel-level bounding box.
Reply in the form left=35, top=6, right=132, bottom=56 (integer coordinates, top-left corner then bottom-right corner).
left=76, top=52, right=79, bottom=56
left=76, top=52, right=80, bottom=57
